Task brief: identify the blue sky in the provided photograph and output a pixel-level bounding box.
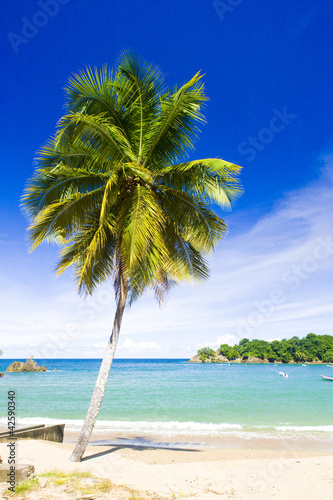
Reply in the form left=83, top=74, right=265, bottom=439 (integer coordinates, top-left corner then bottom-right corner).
left=1, top=0, right=332, bottom=358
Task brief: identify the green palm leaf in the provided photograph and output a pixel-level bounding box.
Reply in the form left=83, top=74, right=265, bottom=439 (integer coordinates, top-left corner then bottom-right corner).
left=159, top=158, right=242, bottom=209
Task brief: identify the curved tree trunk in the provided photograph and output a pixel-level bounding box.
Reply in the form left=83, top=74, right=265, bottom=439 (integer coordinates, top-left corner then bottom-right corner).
left=69, top=279, right=127, bottom=462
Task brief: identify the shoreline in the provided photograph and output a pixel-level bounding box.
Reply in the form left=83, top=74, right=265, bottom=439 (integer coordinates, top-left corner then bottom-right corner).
left=2, top=421, right=333, bottom=453
left=64, top=429, right=333, bottom=453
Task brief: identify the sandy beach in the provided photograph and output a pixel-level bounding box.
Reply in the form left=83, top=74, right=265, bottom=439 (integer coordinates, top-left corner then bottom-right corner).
left=1, top=434, right=333, bottom=500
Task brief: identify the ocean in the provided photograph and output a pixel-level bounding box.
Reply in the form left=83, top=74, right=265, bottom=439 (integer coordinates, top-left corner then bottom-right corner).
left=0, top=359, right=332, bottom=449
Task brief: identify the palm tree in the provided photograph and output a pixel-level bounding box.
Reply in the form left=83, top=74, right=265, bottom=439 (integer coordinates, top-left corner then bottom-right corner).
left=21, top=54, right=242, bottom=462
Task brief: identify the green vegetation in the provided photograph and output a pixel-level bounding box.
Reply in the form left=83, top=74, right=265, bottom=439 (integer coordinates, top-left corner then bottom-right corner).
left=197, top=347, right=216, bottom=362
left=4, top=477, right=39, bottom=496
left=39, top=469, right=93, bottom=478
left=21, top=53, right=242, bottom=461
left=3, top=470, right=164, bottom=499
left=196, top=333, right=333, bottom=363
left=40, top=470, right=113, bottom=495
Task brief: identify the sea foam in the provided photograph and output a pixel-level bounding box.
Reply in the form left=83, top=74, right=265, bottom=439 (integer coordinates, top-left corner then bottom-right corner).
left=1, top=417, right=332, bottom=441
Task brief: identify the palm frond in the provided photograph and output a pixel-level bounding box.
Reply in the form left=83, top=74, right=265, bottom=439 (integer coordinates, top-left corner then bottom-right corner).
left=65, top=65, right=131, bottom=142
left=158, top=158, right=242, bottom=209
left=99, top=176, right=118, bottom=226
left=163, top=221, right=210, bottom=283
left=159, top=187, right=227, bottom=251
left=119, top=183, right=167, bottom=270
left=22, top=168, right=107, bottom=219
left=56, top=112, right=137, bottom=164
left=117, top=53, right=165, bottom=159
left=143, top=71, right=207, bottom=168
left=56, top=215, right=117, bottom=295
left=27, top=188, right=103, bottom=250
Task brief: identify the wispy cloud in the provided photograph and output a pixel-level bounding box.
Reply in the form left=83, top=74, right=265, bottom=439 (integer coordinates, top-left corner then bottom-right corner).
left=1, top=157, right=332, bottom=358
left=118, top=339, right=161, bottom=353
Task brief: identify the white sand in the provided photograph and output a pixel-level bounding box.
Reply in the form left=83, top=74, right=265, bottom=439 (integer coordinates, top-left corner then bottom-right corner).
left=1, top=439, right=333, bottom=499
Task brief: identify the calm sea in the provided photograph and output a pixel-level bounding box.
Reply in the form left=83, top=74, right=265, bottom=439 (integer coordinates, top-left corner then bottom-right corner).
left=0, top=359, right=332, bottom=448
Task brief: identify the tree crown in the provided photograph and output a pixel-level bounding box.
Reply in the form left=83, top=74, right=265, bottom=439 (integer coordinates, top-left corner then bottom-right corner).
left=22, top=54, right=242, bottom=305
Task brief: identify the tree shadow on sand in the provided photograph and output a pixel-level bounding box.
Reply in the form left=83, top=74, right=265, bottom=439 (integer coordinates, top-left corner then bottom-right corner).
left=81, top=437, right=202, bottom=461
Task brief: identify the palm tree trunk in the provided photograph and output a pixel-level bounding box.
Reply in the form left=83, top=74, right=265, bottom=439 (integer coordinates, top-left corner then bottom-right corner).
left=69, top=278, right=127, bottom=462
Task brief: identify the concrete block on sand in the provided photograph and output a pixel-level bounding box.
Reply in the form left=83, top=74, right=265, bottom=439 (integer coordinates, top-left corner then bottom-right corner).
left=0, top=464, right=35, bottom=483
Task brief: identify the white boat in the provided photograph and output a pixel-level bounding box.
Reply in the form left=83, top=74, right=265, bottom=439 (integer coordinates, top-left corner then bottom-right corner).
left=320, top=375, right=333, bottom=381
left=279, top=371, right=288, bottom=378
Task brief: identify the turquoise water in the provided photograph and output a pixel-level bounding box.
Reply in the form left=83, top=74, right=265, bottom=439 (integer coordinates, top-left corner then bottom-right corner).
left=0, top=359, right=332, bottom=444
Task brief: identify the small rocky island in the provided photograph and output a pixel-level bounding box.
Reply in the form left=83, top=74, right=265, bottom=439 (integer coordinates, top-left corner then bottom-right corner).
left=6, top=359, right=47, bottom=372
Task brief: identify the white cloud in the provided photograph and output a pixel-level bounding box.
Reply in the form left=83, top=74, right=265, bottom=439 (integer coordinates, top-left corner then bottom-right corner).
left=86, top=342, right=107, bottom=350
left=119, top=339, right=161, bottom=353
left=216, top=335, right=237, bottom=347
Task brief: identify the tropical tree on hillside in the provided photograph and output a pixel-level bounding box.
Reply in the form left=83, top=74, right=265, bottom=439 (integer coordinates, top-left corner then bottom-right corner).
left=21, top=54, right=242, bottom=462
left=198, top=347, right=216, bottom=361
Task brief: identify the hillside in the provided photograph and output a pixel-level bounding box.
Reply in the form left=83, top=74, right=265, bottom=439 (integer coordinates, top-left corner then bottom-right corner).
left=188, top=334, right=333, bottom=363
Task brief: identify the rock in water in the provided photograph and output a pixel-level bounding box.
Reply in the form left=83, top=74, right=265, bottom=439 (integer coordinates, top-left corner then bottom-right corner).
left=5, top=359, right=47, bottom=372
